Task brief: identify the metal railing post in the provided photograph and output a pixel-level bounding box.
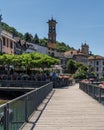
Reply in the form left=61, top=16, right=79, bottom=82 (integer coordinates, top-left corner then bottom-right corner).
left=98, top=88, right=101, bottom=103
left=25, top=96, right=28, bottom=122
left=92, top=86, right=95, bottom=98
left=4, top=104, right=9, bottom=130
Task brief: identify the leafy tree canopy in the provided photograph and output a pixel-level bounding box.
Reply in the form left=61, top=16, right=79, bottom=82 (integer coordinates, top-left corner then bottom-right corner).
left=66, top=59, right=88, bottom=79
left=0, top=52, right=60, bottom=69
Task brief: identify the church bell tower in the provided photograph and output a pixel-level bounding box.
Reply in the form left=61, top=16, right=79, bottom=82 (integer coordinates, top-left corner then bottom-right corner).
left=47, top=17, right=57, bottom=49
left=81, top=43, right=89, bottom=55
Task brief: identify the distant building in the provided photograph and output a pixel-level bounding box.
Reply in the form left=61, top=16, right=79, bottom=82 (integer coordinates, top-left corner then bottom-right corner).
left=1, top=30, right=15, bottom=54
left=14, top=37, right=48, bottom=55
left=25, top=44, right=37, bottom=53
left=0, top=15, right=15, bottom=54
left=14, top=37, right=27, bottom=54
left=64, top=43, right=89, bottom=66
left=88, top=55, right=104, bottom=77
left=25, top=42, right=48, bottom=54
left=81, top=43, right=89, bottom=55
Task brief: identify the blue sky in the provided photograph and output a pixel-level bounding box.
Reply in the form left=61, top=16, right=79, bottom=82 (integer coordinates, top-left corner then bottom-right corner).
left=1, top=0, right=104, bottom=56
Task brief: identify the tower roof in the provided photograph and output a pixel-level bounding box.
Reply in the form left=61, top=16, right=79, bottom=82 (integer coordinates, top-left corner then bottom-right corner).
left=47, top=17, right=57, bottom=24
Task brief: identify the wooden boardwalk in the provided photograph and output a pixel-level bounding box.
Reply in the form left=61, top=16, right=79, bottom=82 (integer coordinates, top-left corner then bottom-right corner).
left=22, top=84, right=104, bottom=130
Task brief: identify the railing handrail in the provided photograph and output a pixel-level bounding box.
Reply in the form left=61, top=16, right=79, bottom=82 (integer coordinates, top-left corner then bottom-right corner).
left=7, top=82, right=53, bottom=104
left=79, top=81, right=104, bottom=103
left=0, top=82, right=53, bottom=130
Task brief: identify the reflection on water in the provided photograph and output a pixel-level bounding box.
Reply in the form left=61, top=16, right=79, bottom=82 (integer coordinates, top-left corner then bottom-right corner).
left=0, top=100, right=9, bottom=105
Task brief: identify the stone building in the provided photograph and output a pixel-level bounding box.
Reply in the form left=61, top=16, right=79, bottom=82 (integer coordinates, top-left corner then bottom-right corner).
left=81, top=43, right=89, bottom=55
left=88, top=55, right=104, bottom=77
left=64, top=43, right=89, bottom=66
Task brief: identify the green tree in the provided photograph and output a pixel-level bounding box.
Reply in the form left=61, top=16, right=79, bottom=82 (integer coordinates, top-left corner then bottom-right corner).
left=75, top=62, right=88, bottom=71
left=88, top=65, right=94, bottom=73
left=0, top=53, right=59, bottom=74
left=67, top=59, right=77, bottom=74
left=0, top=54, right=14, bottom=76
left=34, top=33, right=39, bottom=44
left=56, top=41, right=74, bottom=52
left=73, top=63, right=88, bottom=79
left=73, top=68, right=87, bottom=79
left=24, top=32, right=33, bottom=42
left=39, top=38, right=48, bottom=47
left=30, top=52, right=59, bottom=69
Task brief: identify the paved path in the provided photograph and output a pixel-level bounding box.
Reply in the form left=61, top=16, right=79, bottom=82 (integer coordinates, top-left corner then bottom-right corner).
left=22, top=84, right=104, bottom=130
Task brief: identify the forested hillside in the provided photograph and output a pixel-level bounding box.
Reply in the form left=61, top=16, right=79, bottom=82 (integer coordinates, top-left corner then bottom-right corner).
left=1, top=22, right=74, bottom=52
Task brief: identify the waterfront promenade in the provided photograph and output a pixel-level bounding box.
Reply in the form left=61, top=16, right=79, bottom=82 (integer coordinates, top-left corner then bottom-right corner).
left=22, top=83, right=104, bottom=130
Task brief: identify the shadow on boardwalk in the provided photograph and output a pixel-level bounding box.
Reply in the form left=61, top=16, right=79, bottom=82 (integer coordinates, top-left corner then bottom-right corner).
left=22, top=84, right=104, bottom=130
left=21, top=88, right=56, bottom=130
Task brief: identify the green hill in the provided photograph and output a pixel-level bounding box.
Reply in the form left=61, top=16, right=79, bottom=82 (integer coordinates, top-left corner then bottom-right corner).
left=1, top=22, right=74, bottom=52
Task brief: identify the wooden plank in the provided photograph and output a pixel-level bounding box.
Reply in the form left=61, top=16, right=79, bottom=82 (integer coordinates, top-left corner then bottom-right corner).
left=22, top=84, right=104, bottom=130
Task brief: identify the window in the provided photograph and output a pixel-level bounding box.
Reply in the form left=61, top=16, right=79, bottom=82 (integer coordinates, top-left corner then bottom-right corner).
left=96, top=61, right=99, bottom=65
left=96, top=67, right=99, bottom=71
left=10, top=41, right=13, bottom=49
left=3, top=37, right=5, bottom=46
